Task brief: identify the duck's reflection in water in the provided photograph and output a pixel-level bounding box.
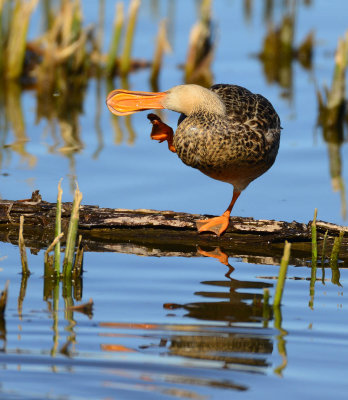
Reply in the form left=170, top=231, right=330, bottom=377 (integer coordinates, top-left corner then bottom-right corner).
left=162, top=247, right=273, bottom=370
left=100, top=247, right=274, bottom=379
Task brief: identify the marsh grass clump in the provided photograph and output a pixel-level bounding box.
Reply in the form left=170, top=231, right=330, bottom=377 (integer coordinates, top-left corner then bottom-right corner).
left=43, top=180, right=84, bottom=282
left=309, top=207, right=344, bottom=287
left=0, top=0, right=154, bottom=88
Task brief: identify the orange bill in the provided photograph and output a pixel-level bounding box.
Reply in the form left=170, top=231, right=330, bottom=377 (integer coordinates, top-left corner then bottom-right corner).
left=106, top=89, right=167, bottom=116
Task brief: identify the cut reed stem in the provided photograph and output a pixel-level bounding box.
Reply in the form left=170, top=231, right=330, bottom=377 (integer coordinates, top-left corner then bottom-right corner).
left=273, top=241, right=291, bottom=307
left=45, top=232, right=64, bottom=267
left=19, top=215, right=30, bottom=276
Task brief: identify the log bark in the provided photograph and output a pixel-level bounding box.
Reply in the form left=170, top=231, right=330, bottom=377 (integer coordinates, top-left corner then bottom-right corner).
left=0, top=191, right=347, bottom=267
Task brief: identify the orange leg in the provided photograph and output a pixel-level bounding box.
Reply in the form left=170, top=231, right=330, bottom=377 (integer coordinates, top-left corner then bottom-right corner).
left=196, top=189, right=241, bottom=236
left=147, top=113, right=176, bottom=153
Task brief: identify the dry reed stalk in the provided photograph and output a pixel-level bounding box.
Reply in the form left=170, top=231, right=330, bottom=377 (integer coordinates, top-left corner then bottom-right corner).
left=45, top=232, right=64, bottom=267
left=106, top=2, right=124, bottom=76
left=273, top=241, right=291, bottom=307
left=119, top=0, right=140, bottom=76
left=19, top=215, right=30, bottom=276
left=6, top=0, right=39, bottom=79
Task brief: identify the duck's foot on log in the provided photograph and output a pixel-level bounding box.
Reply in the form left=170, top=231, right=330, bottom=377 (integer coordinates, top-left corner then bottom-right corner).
left=196, top=211, right=230, bottom=236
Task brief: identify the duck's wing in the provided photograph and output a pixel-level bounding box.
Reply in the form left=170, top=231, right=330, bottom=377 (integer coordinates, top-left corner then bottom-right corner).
left=210, top=84, right=281, bottom=131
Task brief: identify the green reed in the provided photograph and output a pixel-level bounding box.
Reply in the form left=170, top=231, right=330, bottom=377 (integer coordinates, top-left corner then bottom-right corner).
left=273, top=241, right=291, bottom=307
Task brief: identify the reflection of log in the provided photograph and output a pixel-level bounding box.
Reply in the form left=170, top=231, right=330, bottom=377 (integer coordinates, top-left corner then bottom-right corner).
left=0, top=192, right=347, bottom=266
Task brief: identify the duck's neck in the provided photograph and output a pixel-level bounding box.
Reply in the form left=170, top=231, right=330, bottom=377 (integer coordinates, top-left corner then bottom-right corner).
left=162, top=84, right=226, bottom=116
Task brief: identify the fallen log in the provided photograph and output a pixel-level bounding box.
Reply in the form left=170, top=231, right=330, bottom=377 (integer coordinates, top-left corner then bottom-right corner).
left=0, top=191, right=347, bottom=266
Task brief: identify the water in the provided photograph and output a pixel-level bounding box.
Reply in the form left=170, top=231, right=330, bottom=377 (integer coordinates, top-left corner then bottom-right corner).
left=1, top=0, right=348, bottom=399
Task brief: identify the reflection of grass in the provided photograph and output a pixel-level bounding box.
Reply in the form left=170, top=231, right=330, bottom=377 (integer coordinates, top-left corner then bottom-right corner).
left=258, top=12, right=313, bottom=98
left=330, top=231, right=344, bottom=286
left=185, top=0, right=214, bottom=86
left=0, top=280, right=9, bottom=317
left=317, top=31, right=348, bottom=220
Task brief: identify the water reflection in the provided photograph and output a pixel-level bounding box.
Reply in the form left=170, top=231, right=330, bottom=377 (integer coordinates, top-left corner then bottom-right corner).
left=1, top=241, right=347, bottom=398
left=101, top=252, right=275, bottom=377
left=258, top=11, right=313, bottom=100
left=318, top=111, right=347, bottom=220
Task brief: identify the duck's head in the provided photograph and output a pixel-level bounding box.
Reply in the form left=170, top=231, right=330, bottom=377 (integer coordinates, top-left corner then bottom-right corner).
left=106, top=84, right=226, bottom=117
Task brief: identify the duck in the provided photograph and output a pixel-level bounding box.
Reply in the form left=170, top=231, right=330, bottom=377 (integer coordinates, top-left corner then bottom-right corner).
left=106, top=84, right=281, bottom=236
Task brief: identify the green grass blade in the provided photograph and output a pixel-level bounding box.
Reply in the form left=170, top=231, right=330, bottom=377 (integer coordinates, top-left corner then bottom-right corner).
left=273, top=241, right=291, bottom=307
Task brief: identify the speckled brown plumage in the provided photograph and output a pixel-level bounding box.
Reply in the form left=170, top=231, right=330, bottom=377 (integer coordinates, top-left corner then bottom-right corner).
left=106, top=82, right=281, bottom=236
left=173, top=84, right=281, bottom=191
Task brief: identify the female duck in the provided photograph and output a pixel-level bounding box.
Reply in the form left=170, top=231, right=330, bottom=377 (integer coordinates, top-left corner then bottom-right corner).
left=106, top=84, right=281, bottom=236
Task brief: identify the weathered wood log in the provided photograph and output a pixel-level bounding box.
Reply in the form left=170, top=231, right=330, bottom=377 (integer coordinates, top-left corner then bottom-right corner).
left=0, top=191, right=347, bottom=267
